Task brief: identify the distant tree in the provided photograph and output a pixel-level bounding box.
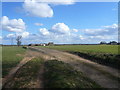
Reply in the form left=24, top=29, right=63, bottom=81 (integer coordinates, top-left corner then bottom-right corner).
left=16, top=36, right=22, bottom=46
left=100, top=41, right=107, bottom=44
left=108, top=41, right=117, bottom=45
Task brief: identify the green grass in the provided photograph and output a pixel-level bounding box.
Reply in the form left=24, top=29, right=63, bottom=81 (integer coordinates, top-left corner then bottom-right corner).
left=4, top=58, right=43, bottom=88
left=44, top=60, right=101, bottom=88
left=39, top=45, right=120, bottom=69
left=2, top=46, right=26, bottom=77
left=45, top=45, right=119, bottom=54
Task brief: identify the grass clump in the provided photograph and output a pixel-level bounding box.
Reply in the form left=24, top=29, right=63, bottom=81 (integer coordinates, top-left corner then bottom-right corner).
left=44, top=60, right=101, bottom=88
left=4, top=58, right=43, bottom=88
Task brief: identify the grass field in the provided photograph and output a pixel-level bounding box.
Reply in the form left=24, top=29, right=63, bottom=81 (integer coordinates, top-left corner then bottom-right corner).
left=2, top=45, right=119, bottom=88
left=46, top=45, right=119, bottom=54
left=42, top=45, right=120, bottom=69
left=2, top=46, right=26, bottom=77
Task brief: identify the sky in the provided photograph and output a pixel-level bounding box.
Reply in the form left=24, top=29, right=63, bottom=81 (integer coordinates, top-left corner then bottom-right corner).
left=1, top=0, right=118, bottom=45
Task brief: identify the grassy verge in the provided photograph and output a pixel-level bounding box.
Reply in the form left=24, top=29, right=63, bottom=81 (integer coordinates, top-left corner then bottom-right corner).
left=70, top=51, right=120, bottom=69
left=43, top=45, right=120, bottom=69
left=44, top=60, right=101, bottom=88
left=2, top=46, right=26, bottom=77
left=4, top=58, right=43, bottom=88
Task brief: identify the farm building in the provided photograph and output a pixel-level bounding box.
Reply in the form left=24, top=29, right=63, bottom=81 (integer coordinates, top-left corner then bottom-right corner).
left=40, top=43, right=46, bottom=46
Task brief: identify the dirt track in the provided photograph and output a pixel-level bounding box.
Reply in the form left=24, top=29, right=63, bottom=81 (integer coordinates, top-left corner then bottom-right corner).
left=2, top=47, right=120, bottom=88
left=29, top=47, right=120, bottom=88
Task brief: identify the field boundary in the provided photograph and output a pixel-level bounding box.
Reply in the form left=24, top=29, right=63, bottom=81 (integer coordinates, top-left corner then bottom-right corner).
left=68, top=51, right=120, bottom=69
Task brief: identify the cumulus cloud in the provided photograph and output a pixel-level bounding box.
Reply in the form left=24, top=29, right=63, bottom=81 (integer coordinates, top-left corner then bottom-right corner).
left=7, top=33, right=16, bottom=38
left=1, top=16, right=26, bottom=32
left=23, top=0, right=53, bottom=17
left=20, top=32, right=30, bottom=38
left=79, top=35, right=85, bottom=40
left=39, top=28, right=50, bottom=35
left=6, top=32, right=29, bottom=39
left=0, top=36, right=2, bottom=39
left=73, top=29, right=78, bottom=32
left=23, top=0, right=76, bottom=18
left=34, top=23, right=43, bottom=26
left=89, top=35, right=111, bottom=40
left=84, top=24, right=118, bottom=36
left=36, top=0, right=76, bottom=5
left=1, top=16, right=30, bottom=39
left=37, top=23, right=83, bottom=44
left=51, top=23, right=70, bottom=34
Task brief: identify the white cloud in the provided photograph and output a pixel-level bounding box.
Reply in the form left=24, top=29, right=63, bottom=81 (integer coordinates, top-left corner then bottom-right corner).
left=23, top=0, right=76, bottom=18
left=73, top=29, right=78, bottom=32
left=21, top=32, right=30, bottom=38
left=41, top=0, right=76, bottom=5
left=89, top=35, right=110, bottom=39
left=51, top=23, right=70, bottom=34
left=0, top=36, right=2, bottom=39
left=84, top=24, right=118, bottom=36
left=34, top=23, right=43, bottom=26
left=79, top=35, right=85, bottom=40
left=38, top=0, right=76, bottom=5
left=23, top=0, right=53, bottom=17
left=39, top=28, right=50, bottom=35
left=6, top=32, right=29, bottom=39
left=102, top=24, right=118, bottom=29
left=1, top=16, right=26, bottom=32
left=7, top=33, right=16, bottom=38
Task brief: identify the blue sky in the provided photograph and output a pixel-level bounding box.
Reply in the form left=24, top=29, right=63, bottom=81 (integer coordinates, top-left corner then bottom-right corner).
left=1, top=1, right=118, bottom=45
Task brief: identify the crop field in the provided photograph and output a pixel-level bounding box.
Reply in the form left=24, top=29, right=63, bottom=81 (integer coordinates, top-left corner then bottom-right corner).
left=44, top=45, right=120, bottom=69
left=2, top=46, right=26, bottom=77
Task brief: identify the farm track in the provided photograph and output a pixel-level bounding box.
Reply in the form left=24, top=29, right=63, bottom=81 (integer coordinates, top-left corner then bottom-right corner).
left=2, top=50, right=35, bottom=88
left=3, top=47, right=120, bottom=88
left=2, top=49, right=55, bottom=88
left=29, top=47, right=120, bottom=88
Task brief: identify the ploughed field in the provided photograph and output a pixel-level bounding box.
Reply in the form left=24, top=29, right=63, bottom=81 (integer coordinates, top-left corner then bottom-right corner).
left=2, top=45, right=120, bottom=88
left=45, top=45, right=120, bottom=69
